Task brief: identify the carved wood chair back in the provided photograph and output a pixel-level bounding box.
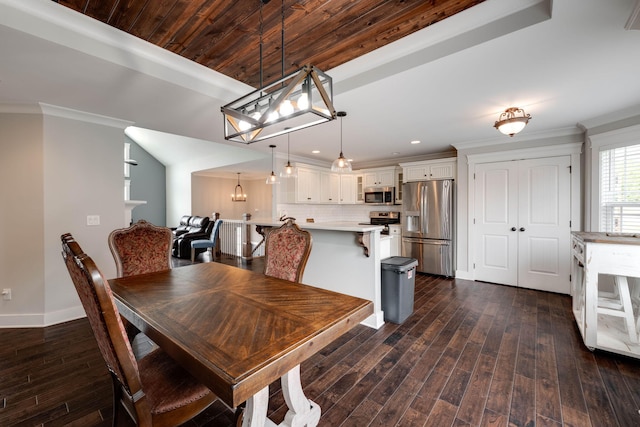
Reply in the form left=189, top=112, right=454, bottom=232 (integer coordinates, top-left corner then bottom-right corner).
left=263, top=219, right=312, bottom=283
left=108, top=220, right=173, bottom=278
left=60, top=233, right=216, bottom=426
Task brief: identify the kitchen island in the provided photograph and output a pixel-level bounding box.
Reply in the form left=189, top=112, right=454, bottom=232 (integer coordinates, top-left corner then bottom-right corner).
left=248, top=219, right=387, bottom=328
left=571, top=231, right=640, bottom=358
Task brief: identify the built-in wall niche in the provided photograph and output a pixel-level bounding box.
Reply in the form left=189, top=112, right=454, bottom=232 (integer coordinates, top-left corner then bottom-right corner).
left=125, top=143, right=131, bottom=178
left=123, top=142, right=146, bottom=226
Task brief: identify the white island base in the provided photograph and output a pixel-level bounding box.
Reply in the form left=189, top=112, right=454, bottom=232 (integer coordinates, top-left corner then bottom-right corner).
left=571, top=232, right=640, bottom=359
left=249, top=220, right=386, bottom=329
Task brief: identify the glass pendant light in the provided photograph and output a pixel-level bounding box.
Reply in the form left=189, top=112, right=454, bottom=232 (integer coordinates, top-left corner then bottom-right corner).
left=280, top=128, right=297, bottom=178
left=266, top=144, right=280, bottom=184
left=331, top=111, right=352, bottom=173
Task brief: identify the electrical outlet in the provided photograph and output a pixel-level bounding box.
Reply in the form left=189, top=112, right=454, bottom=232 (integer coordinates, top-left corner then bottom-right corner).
left=2, top=289, right=11, bottom=301
left=87, top=215, right=100, bottom=226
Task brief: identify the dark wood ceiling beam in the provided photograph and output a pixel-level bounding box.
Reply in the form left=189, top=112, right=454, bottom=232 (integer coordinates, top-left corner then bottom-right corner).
left=53, top=0, right=485, bottom=88
left=271, top=0, right=484, bottom=81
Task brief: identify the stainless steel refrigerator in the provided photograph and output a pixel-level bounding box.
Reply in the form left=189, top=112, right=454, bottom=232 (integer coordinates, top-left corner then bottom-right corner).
left=402, top=179, right=454, bottom=276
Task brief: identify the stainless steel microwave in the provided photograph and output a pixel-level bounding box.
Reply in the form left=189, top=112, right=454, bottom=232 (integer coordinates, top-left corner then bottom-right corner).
left=364, top=187, right=395, bottom=205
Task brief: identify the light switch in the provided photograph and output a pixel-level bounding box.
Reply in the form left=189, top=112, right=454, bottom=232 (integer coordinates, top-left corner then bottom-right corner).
left=87, top=215, right=100, bottom=226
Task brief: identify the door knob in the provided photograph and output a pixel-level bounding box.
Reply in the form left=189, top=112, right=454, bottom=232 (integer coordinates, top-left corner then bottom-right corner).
left=519, top=227, right=525, bottom=232
left=511, top=227, right=517, bottom=231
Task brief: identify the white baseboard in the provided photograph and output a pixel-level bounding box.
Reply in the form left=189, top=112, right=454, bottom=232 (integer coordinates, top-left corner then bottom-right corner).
left=0, top=305, right=86, bottom=328
left=361, top=311, right=385, bottom=329
left=455, top=269, right=474, bottom=280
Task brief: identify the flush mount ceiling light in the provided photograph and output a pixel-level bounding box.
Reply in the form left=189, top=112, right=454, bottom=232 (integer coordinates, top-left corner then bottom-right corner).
left=494, top=107, right=532, bottom=137
left=331, top=111, right=352, bottom=173
left=221, top=0, right=336, bottom=144
left=231, top=173, right=247, bottom=202
left=280, top=128, right=297, bottom=178
left=266, top=144, right=280, bottom=184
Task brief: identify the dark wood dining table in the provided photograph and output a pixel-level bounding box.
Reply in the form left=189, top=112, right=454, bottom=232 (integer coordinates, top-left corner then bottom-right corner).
left=109, top=261, right=373, bottom=427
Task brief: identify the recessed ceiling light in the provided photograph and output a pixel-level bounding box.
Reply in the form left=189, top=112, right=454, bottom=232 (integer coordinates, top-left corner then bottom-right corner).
left=312, top=150, right=320, bottom=154
left=410, top=140, right=421, bottom=144
left=392, top=152, right=400, bottom=155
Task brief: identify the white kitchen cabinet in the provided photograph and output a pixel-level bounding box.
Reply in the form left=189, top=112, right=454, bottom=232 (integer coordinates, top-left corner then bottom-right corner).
left=363, top=167, right=396, bottom=187
left=355, top=174, right=364, bottom=203
left=401, top=158, right=456, bottom=182
left=395, top=169, right=403, bottom=204
left=293, top=165, right=356, bottom=204
left=295, top=167, right=321, bottom=203
left=388, top=224, right=401, bottom=257
left=320, top=171, right=340, bottom=203
left=340, top=174, right=357, bottom=204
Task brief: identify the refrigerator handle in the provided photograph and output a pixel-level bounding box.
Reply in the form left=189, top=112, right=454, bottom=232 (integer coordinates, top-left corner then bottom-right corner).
left=421, top=184, right=428, bottom=234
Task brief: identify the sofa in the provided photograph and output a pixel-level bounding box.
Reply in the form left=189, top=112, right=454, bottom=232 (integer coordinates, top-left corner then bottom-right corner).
left=172, top=215, right=194, bottom=238
left=172, top=216, right=211, bottom=259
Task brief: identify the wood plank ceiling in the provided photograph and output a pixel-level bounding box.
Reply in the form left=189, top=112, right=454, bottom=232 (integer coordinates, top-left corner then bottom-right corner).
left=54, top=0, right=485, bottom=89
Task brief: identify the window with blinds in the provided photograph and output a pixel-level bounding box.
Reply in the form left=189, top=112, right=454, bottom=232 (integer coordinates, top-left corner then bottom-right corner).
left=600, top=143, right=640, bottom=232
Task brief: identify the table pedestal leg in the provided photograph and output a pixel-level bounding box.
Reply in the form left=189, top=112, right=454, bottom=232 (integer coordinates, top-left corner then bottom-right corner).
left=243, top=365, right=320, bottom=427
left=243, top=386, right=269, bottom=427
left=281, top=365, right=321, bottom=427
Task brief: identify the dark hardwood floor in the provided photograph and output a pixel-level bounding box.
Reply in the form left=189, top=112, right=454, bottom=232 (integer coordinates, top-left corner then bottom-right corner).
left=2, top=253, right=640, bottom=426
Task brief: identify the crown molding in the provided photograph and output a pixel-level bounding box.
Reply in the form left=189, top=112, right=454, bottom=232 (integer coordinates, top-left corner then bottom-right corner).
left=452, top=126, right=583, bottom=152
left=39, top=103, right=133, bottom=129
left=625, top=0, right=640, bottom=30
left=0, top=0, right=249, bottom=102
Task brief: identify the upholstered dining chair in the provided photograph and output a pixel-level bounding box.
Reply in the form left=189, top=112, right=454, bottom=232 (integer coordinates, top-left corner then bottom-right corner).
left=190, top=219, right=223, bottom=262
left=108, top=220, right=173, bottom=278
left=263, top=218, right=312, bottom=283
left=108, top=220, right=173, bottom=344
left=60, top=233, right=217, bottom=427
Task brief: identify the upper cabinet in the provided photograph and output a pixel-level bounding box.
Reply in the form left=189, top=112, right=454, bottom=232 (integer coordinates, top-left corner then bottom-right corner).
left=355, top=174, right=364, bottom=203
left=287, top=164, right=409, bottom=205
left=362, top=167, right=397, bottom=187
left=320, top=171, right=340, bottom=203
left=395, top=169, right=403, bottom=204
left=340, top=174, right=357, bottom=204
left=295, top=167, right=321, bottom=203
left=293, top=164, right=357, bottom=204
left=400, top=158, right=457, bottom=182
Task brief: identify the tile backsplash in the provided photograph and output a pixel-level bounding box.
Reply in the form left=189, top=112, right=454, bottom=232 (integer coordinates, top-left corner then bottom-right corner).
left=276, top=203, right=401, bottom=223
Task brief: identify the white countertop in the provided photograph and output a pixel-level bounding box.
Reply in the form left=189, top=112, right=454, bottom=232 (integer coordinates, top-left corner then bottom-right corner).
left=247, top=219, right=384, bottom=233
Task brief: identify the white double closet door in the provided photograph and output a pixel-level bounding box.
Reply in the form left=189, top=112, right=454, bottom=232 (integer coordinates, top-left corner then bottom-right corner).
left=474, top=156, right=571, bottom=293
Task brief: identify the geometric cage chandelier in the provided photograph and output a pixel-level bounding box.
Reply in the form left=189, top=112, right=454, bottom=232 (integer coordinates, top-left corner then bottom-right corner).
left=222, top=65, right=336, bottom=143
left=221, top=0, right=336, bottom=144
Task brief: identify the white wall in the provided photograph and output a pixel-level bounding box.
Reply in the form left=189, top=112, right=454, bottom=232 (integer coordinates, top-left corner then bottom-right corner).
left=166, top=163, right=193, bottom=227
left=0, top=111, right=45, bottom=324
left=583, top=116, right=640, bottom=231
left=191, top=174, right=272, bottom=222
left=453, top=131, right=584, bottom=280
left=0, top=104, right=131, bottom=327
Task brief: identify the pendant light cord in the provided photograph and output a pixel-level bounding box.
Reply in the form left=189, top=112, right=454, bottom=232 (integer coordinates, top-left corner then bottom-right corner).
left=340, top=114, right=344, bottom=154
left=281, top=0, right=285, bottom=80
left=259, top=1, right=264, bottom=91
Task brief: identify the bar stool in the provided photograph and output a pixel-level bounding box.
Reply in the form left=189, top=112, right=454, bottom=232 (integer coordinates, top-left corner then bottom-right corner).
left=597, top=275, right=639, bottom=343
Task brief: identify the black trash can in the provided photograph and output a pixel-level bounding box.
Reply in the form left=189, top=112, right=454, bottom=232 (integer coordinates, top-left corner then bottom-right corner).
left=381, top=256, right=418, bottom=324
